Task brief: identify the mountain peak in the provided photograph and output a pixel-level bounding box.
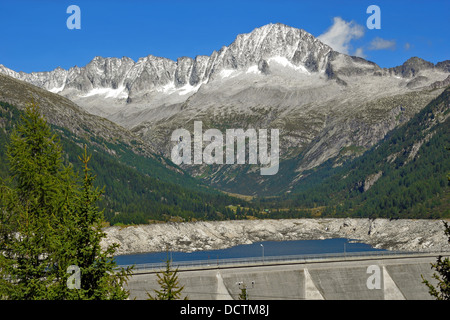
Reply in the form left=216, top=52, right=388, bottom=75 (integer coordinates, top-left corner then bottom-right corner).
left=390, top=56, right=435, bottom=77
left=249, top=22, right=308, bottom=34
left=215, top=22, right=332, bottom=74
left=1, top=22, right=445, bottom=117
left=0, top=23, right=337, bottom=98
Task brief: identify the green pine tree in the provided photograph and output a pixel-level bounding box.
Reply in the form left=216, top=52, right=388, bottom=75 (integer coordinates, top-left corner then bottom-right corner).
left=0, top=101, right=131, bottom=300
left=54, top=145, right=133, bottom=300
left=147, top=257, right=187, bottom=300
left=0, top=100, right=75, bottom=299
left=238, top=285, right=249, bottom=300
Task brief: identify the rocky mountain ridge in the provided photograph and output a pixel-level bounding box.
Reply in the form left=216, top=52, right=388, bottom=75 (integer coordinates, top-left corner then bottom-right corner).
left=0, top=72, right=159, bottom=159
left=0, top=24, right=333, bottom=99
left=1, top=23, right=449, bottom=195
left=2, top=24, right=448, bottom=121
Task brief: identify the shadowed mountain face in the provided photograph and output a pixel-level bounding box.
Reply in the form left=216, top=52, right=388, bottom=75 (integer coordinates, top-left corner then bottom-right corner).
left=1, top=23, right=449, bottom=195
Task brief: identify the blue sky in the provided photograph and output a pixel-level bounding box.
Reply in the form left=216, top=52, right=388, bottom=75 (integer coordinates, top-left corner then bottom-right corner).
left=0, top=0, right=448, bottom=73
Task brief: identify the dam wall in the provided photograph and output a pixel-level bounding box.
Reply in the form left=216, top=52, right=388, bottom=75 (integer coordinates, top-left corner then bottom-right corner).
left=125, top=253, right=446, bottom=300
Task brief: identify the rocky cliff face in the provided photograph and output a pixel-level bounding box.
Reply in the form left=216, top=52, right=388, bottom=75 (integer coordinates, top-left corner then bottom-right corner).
left=101, top=218, right=450, bottom=255
left=1, top=23, right=449, bottom=195
left=0, top=24, right=335, bottom=101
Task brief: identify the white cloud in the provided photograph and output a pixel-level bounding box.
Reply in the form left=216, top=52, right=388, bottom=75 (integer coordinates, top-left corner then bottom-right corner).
left=369, top=37, right=396, bottom=50
left=404, top=42, right=411, bottom=50
left=318, top=17, right=365, bottom=55
left=354, top=47, right=366, bottom=58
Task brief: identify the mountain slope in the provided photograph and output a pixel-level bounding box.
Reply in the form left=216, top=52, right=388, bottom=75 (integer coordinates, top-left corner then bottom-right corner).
left=1, top=23, right=449, bottom=197
left=0, top=74, right=245, bottom=224
left=0, top=72, right=198, bottom=186
left=260, top=86, right=450, bottom=218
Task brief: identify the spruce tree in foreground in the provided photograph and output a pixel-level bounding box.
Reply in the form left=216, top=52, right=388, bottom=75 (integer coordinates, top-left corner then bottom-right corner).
left=147, top=257, right=187, bottom=300
left=0, top=100, right=131, bottom=299
left=62, top=146, right=133, bottom=299
left=0, top=100, right=74, bottom=299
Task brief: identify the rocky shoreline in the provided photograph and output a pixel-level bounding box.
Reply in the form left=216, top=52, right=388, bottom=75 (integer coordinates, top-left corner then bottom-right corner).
left=101, top=218, right=450, bottom=256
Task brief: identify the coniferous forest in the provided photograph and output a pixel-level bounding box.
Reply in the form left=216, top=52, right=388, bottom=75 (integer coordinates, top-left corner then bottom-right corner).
left=0, top=100, right=245, bottom=225
left=0, top=102, right=132, bottom=299
left=0, top=87, right=449, bottom=226
left=258, top=87, right=450, bottom=219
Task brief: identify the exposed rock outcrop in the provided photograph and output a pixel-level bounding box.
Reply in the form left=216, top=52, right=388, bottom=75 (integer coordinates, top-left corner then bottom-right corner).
left=101, top=219, right=450, bottom=255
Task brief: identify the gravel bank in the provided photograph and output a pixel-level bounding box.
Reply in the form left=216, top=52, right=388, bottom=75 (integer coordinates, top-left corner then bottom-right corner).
left=101, top=218, right=450, bottom=256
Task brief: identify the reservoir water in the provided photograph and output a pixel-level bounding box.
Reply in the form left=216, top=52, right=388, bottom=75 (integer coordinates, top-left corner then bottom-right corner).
left=114, top=238, right=386, bottom=266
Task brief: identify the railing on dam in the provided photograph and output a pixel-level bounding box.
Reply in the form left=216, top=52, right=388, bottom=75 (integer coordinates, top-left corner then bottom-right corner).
left=118, top=248, right=450, bottom=273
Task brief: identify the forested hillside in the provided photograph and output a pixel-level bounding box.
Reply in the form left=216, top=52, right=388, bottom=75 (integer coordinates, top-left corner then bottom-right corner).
left=0, top=101, right=245, bottom=225
left=258, top=87, right=450, bottom=219
left=1, top=87, right=448, bottom=224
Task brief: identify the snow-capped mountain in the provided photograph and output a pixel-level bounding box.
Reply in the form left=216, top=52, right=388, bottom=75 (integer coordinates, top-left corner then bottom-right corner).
left=0, top=24, right=336, bottom=114
left=1, top=23, right=449, bottom=195
left=1, top=23, right=447, bottom=119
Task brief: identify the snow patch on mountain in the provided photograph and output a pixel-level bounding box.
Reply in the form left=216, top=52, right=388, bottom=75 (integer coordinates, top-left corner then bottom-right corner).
left=178, top=83, right=202, bottom=95
left=268, top=56, right=310, bottom=74
left=82, top=86, right=128, bottom=99
left=48, top=84, right=65, bottom=93
left=246, top=65, right=260, bottom=75
left=219, top=69, right=240, bottom=79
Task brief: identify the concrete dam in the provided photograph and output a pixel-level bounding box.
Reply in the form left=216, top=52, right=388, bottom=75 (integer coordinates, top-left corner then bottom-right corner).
left=125, top=253, right=447, bottom=300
